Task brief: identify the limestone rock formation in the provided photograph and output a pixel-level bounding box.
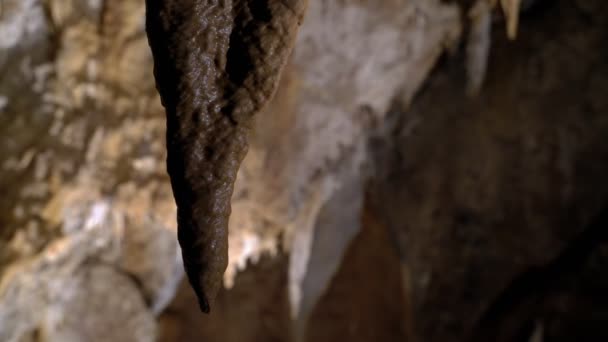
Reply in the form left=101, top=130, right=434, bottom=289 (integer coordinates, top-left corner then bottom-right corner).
left=2, top=0, right=608, bottom=342
left=0, top=1, right=181, bottom=340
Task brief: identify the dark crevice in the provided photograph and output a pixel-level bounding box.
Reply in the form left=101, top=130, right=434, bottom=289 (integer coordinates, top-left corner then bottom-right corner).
left=470, top=207, right=608, bottom=341
left=519, top=0, right=557, bottom=20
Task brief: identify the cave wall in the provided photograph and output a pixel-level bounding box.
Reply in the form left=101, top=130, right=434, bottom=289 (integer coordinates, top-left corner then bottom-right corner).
left=1, top=1, right=180, bottom=340
left=373, top=0, right=608, bottom=341
left=2, top=0, right=608, bottom=341
left=159, top=0, right=608, bottom=341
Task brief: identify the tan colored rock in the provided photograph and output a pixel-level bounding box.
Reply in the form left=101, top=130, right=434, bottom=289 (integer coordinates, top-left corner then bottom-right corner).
left=1, top=0, right=181, bottom=340
left=2, top=0, right=463, bottom=339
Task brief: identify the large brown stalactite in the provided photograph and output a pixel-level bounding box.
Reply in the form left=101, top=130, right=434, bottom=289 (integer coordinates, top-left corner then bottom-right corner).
left=145, top=0, right=307, bottom=312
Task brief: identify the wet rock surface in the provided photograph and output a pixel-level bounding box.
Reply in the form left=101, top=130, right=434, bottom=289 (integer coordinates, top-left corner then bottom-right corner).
left=2, top=0, right=608, bottom=341
left=145, top=0, right=308, bottom=312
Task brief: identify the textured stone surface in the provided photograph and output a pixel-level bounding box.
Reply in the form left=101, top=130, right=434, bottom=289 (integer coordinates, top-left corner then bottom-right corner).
left=0, top=199, right=158, bottom=341
left=4, top=0, right=608, bottom=341
left=0, top=0, right=460, bottom=339
left=145, top=0, right=308, bottom=312
left=0, top=0, right=181, bottom=340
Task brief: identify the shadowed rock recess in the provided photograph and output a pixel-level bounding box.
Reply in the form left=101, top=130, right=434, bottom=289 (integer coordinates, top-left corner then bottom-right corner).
left=2, top=0, right=608, bottom=341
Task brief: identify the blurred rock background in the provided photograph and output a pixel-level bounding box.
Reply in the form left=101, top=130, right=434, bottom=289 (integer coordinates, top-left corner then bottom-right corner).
left=1, top=0, right=608, bottom=341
